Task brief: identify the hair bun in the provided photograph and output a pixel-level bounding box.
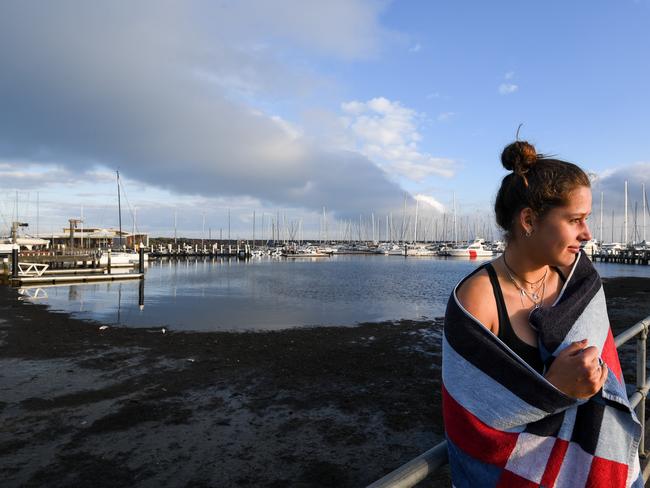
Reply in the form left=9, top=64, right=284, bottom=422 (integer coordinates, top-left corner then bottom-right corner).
left=501, top=141, right=538, bottom=173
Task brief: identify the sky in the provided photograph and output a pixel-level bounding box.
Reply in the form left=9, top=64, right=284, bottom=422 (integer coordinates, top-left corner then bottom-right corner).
left=1, top=0, right=649, bottom=241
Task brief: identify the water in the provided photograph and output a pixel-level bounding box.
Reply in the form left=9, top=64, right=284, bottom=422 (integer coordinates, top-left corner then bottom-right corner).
left=18, top=256, right=650, bottom=332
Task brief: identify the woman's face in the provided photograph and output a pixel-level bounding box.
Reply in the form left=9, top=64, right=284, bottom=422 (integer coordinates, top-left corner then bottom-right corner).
left=531, top=185, right=593, bottom=267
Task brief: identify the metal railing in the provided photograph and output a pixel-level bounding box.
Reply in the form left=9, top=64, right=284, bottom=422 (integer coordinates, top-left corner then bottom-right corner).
left=368, top=315, right=650, bottom=488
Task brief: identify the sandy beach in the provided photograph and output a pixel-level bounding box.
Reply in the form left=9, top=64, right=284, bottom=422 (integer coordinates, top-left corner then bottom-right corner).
left=1, top=277, right=649, bottom=487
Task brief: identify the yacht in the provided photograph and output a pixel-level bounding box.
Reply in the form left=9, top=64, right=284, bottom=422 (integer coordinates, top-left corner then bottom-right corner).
left=99, top=249, right=148, bottom=267
left=448, top=238, right=494, bottom=258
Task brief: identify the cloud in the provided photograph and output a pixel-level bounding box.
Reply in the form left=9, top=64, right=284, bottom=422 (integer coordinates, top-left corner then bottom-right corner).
left=437, top=112, right=455, bottom=122
left=591, top=162, right=650, bottom=203
left=589, top=162, right=650, bottom=241
left=498, top=71, right=518, bottom=95
left=498, top=83, right=519, bottom=95
left=408, top=43, right=422, bottom=53
left=415, top=194, right=445, bottom=213
left=0, top=0, right=407, bottom=223
left=341, top=97, right=456, bottom=180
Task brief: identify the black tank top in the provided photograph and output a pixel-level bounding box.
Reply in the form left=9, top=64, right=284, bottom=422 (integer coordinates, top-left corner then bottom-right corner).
left=484, top=263, right=545, bottom=374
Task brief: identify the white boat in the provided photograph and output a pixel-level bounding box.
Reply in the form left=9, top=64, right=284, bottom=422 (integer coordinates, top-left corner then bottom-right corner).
left=375, top=243, right=404, bottom=255
left=600, top=242, right=624, bottom=255
left=581, top=239, right=600, bottom=258
left=448, top=238, right=494, bottom=258
left=283, top=246, right=331, bottom=258
left=99, top=250, right=148, bottom=266
left=406, top=245, right=437, bottom=256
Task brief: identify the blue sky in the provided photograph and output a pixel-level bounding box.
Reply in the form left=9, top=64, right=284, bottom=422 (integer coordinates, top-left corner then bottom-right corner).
left=1, top=0, right=649, bottom=240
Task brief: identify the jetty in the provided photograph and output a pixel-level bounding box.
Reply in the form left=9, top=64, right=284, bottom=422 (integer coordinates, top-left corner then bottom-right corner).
left=2, top=248, right=146, bottom=287
left=592, top=249, right=650, bottom=265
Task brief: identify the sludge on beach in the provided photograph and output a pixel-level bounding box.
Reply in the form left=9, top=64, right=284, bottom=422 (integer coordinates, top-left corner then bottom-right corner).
left=1, top=273, right=650, bottom=487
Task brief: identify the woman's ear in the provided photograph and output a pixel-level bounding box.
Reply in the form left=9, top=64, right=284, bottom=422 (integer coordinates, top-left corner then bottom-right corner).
left=518, top=207, right=535, bottom=237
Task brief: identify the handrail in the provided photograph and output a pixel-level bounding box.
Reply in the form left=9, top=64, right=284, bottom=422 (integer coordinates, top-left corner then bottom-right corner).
left=615, top=317, right=650, bottom=347
left=368, top=315, right=650, bottom=488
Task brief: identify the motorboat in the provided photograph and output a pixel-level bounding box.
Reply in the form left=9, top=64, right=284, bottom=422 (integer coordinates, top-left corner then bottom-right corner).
left=99, top=249, right=148, bottom=267
left=406, top=245, right=437, bottom=256
left=448, top=238, right=494, bottom=258
left=581, top=239, right=600, bottom=258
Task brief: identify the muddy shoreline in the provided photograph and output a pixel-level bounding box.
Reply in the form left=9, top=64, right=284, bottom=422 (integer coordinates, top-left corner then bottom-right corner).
left=1, top=277, right=649, bottom=487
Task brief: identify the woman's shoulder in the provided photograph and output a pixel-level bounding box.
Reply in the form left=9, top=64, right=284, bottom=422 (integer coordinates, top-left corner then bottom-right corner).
left=455, top=266, right=498, bottom=332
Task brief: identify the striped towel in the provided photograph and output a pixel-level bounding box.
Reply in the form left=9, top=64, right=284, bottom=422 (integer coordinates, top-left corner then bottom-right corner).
left=442, top=251, right=642, bottom=487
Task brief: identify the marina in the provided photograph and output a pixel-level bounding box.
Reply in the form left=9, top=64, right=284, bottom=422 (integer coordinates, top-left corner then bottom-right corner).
left=7, top=253, right=650, bottom=332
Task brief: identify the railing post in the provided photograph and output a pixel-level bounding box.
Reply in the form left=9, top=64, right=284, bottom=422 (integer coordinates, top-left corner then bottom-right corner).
left=12, top=248, right=19, bottom=278
left=637, top=323, right=648, bottom=457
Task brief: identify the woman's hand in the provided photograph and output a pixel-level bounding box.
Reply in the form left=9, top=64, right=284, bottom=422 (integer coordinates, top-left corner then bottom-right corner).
left=544, top=339, right=608, bottom=399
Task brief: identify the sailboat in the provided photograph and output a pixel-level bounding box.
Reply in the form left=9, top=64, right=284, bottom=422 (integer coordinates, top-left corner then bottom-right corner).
left=98, top=171, right=148, bottom=267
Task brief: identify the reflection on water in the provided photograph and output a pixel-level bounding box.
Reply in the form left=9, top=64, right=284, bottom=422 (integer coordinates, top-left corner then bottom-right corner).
left=19, top=255, right=650, bottom=332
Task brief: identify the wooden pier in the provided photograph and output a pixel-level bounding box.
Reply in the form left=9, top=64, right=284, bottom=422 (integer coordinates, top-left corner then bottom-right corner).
left=591, top=249, right=650, bottom=265
left=3, top=248, right=147, bottom=287
left=10, top=272, right=144, bottom=286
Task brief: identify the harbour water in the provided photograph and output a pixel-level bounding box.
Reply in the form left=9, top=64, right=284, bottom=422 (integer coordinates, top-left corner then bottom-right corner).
left=18, top=255, right=650, bottom=332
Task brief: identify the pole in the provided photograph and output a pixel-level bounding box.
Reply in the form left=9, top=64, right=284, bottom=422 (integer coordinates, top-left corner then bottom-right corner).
left=12, top=248, right=18, bottom=278
left=624, top=180, right=628, bottom=245
left=133, top=207, right=137, bottom=249
left=414, top=199, right=419, bottom=244
left=636, top=325, right=647, bottom=455
left=117, top=170, right=123, bottom=249
left=641, top=183, right=648, bottom=244
left=600, top=191, right=603, bottom=243
left=453, top=192, right=457, bottom=245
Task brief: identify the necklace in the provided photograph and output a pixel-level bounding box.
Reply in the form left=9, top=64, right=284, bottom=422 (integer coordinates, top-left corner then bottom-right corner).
left=502, top=254, right=548, bottom=308
left=503, top=253, right=548, bottom=290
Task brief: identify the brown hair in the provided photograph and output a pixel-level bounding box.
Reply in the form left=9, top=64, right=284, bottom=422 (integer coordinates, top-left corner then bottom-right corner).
left=494, top=140, right=590, bottom=239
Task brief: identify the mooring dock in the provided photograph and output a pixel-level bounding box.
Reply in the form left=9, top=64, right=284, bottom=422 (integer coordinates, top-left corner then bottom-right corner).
left=2, top=247, right=147, bottom=287
left=10, top=272, right=144, bottom=286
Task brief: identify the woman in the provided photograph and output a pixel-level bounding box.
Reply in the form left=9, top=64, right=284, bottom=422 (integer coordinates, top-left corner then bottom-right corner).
left=442, top=141, right=642, bottom=487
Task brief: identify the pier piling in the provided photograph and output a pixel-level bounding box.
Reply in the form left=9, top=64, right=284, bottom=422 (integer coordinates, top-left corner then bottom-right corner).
left=11, top=248, right=18, bottom=278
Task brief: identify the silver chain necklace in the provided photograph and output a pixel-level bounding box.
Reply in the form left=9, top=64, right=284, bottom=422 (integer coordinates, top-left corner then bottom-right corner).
left=502, top=254, right=548, bottom=308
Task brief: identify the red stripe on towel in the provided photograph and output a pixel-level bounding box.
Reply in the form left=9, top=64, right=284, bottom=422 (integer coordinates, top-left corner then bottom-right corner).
left=496, top=470, right=539, bottom=487
left=442, top=384, right=518, bottom=467
left=600, top=328, right=623, bottom=383
left=585, top=456, right=628, bottom=487
left=540, top=438, right=569, bottom=487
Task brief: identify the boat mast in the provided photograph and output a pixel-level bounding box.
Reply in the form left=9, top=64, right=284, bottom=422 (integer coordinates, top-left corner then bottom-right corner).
left=453, top=192, right=457, bottom=245
left=599, top=191, right=603, bottom=243
left=641, top=183, right=648, bottom=244
left=117, top=170, right=123, bottom=248
left=623, top=180, right=628, bottom=246
left=413, top=198, right=418, bottom=244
